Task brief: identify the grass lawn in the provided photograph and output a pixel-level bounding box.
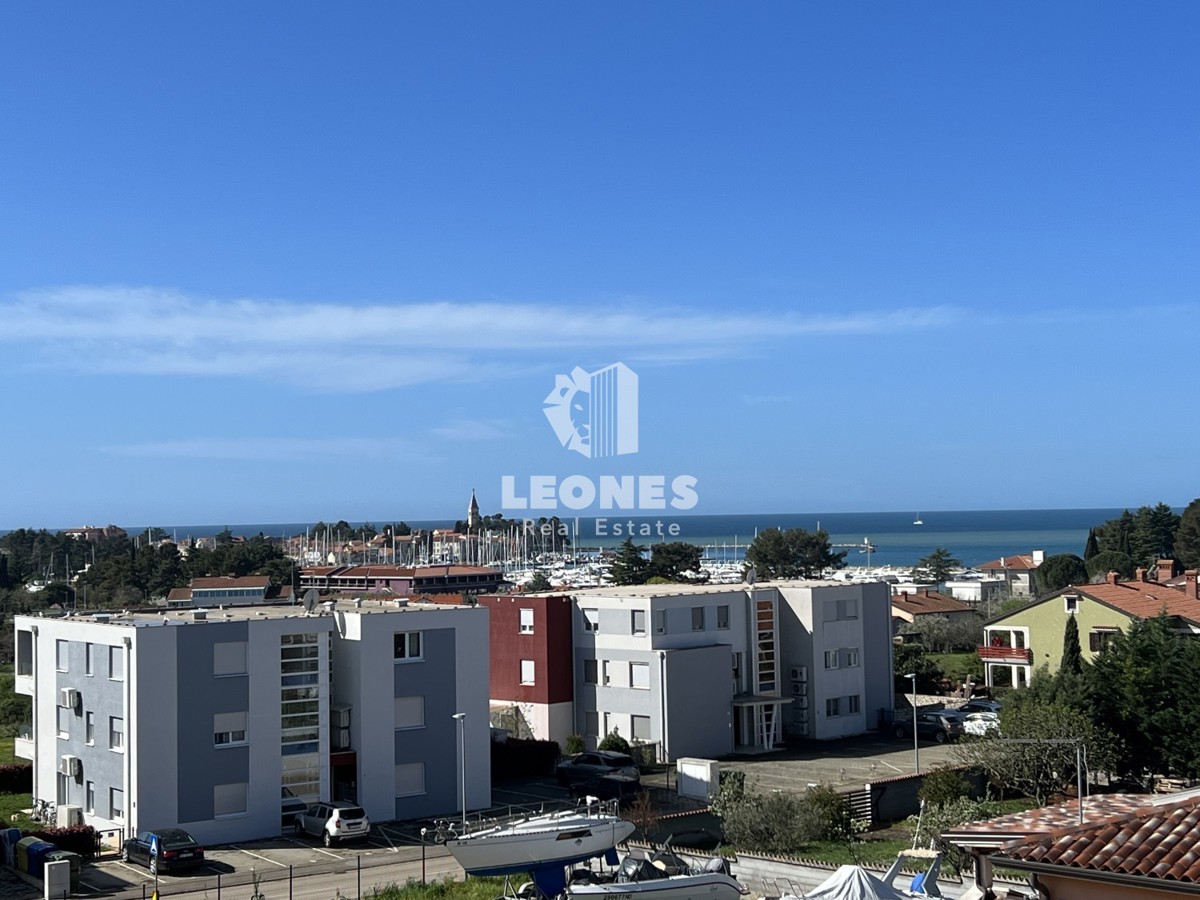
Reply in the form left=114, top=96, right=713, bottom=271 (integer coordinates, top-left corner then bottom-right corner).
left=0, top=792, right=37, bottom=831
left=927, top=652, right=984, bottom=684
left=0, top=736, right=14, bottom=762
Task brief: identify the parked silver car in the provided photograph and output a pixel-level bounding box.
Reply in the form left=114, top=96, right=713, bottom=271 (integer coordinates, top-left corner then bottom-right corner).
left=294, top=802, right=370, bottom=846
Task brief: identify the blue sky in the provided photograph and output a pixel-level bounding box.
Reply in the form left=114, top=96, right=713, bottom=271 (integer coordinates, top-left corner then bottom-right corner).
left=1, top=3, right=1197, bottom=528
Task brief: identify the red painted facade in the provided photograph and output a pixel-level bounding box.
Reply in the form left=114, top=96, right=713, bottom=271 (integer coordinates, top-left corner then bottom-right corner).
left=480, top=594, right=575, bottom=705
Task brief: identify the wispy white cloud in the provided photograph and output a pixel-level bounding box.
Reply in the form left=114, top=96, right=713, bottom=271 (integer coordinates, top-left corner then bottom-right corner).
left=1, top=285, right=965, bottom=392
left=100, top=437, right=406, bottom=462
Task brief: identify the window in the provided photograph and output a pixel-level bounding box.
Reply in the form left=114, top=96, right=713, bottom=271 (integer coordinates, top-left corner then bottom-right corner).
left=85, top=643, right=94, bottom=676
left=826, top=697, right=841, bottom=717
left=110, top=787, right=124, bottom=821
left=57, top=707, right=70, bottom=739
left=848, top=694, right=861, bottom=715
left=630, top=662, right=650, bottom=690
left=214, top=641, right=248, bottom=676
left=1090, top=629, right=1118, bottom=653
left=717, top=605, right=730, bottom=629
left=108, top=645, right=124, bottom=680
left=845, top=648, right=860, bottom=668
left=85, top=781, right=94, bottom=814
left=56, top=640, right=68, bottom=672
left=631, top=715, right=652, bottom=741
left=691, top=607, right=705, bottom=631
left=631, top=609, right=647, bottom=636
left=394, top=632, right=422, bottom=660
left=519, top=608, right=534, bottom=634
left=214, top=711, right=248, bottom=746
left=654, top=611, right=666, bottom=634
left=395, top=696, right=424, bottom=729
left=824, top=649, right=839, bottom=670
left=583, top=609, right=599, bottom=632
left=602, top=660, right=612, bottom=686
left=1065, top=595, right=1079, bottom=614
left=520, top=659, right=535, bottom=685
left=395, top=762, right=425, bottom=797
left=824, top=599, right=858, bottom=622
left=583, top=658, right=598, bottom=685
left=583, top=711, right=599, bottom=737
left=214, top=782, right=248, bottom=817
left=86, top=712, right=95, bottom=745
left=109, top=716, right=124, bottom=751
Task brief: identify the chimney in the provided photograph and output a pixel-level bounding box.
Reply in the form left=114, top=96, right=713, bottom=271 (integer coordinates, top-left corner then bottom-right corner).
left=1106, top=570, right=1120, bottom=585
left=1032, top=549, right=1045, bottom=565
left=1157, top=559, right=1176, bottom=583
left=1187, top=570, right=1198, bottom=600
left=1136, top=567, right=1148, bottom=582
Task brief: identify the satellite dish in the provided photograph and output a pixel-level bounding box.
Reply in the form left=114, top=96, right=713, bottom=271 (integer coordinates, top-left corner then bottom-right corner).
left=744, top=567, right=757, bottom=585
left=302, top=589, right=320, bottom=614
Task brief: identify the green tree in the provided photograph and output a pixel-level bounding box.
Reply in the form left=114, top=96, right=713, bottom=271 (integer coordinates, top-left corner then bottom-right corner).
left=1035, top=554, right=1087, bottom=596
left=598, top=728, right=631, bottom=753
left=647, top=542, right=705, bottom=583
left=608, top=539, right=649, bottom=586
left=1175, top=498, right=1200, bottom=569
left=1086, top=614, right=1200, bottom=780
left=1084, top=550, right=1135, bottom=582
left=912, top=548, right=961, bottom=584
left=526, top=571, right=553, bottom=592
left=1083, top=528, right=1100, bottom=561
left=744, top=528, right=847, bottom=580
left=1061, top=614, right=1082, bottom=675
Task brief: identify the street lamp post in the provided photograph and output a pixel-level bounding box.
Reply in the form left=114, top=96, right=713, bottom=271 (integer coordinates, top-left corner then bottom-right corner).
left=451, top=712, right=467, bottom=830
left=905, top=673, right=919, bottom=774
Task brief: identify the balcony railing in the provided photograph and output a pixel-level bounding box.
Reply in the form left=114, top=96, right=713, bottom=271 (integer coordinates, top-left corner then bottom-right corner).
left=978, top=645, right=1032, bottom=662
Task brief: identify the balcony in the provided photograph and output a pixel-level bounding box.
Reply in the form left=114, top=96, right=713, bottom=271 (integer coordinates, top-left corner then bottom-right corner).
left=14, top=724, right=33, bottom=760
left=978, top=645, right=1032, bottom=663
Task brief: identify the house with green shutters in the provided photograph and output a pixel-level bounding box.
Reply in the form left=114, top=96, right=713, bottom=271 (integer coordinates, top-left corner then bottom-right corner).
left=979, top=569, right=1200, bottom=689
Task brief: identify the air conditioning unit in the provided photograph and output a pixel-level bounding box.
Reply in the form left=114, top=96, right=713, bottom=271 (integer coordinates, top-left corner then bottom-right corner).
left=58, top=755, right=81, bottom=778
left=331, top=705, right=352, bottom=729
left=796, top=722, right=809, bottom=737
left=59, top=688, right=80, bottom=709
left=791, top=681, right=808, bottom=696
left=57, top=805, right=83, bottom=828
left=790, top=666, right=807, bottom=682
left=796, top=696, right=809, bottom=709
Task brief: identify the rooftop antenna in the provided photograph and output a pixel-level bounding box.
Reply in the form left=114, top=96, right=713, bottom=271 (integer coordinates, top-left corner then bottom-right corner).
left=302, top=588, right=319, bottom=616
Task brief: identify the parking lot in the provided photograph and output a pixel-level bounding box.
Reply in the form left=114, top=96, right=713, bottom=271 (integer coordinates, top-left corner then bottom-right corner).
left=69, top=729, right=953, bottom=897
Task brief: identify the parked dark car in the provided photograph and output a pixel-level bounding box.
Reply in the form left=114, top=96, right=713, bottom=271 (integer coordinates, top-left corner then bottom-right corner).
left=894, top=712, right=965, bottom=744
left=555, top=751, right=640, bottom=788
left=568, top=773, right=645, bottom=804
left=958, top=698, right=1002, bottom=715
left=122, top=829, right=205, bottom=875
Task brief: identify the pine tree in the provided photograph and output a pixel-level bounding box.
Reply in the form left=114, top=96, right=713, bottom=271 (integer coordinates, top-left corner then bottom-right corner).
left=1174, top=499, right=1200, bottom=569
left=1084, top=528, right=1100, bottom=560
left=608, top=538, right=648, bottom=586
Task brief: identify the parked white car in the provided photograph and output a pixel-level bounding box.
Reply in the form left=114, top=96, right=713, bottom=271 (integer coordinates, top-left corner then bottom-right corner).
left=295, top=802, right=370, bottom=846
left=963, top=711, right=1000, bottom=736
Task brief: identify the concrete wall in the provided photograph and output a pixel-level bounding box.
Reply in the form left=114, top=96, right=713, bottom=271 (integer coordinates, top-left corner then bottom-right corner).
left=663, top=645, right=733, bottom=759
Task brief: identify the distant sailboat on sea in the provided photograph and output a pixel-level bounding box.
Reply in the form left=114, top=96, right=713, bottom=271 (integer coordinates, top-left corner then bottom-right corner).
left=913, top=513, right=924, bottom=526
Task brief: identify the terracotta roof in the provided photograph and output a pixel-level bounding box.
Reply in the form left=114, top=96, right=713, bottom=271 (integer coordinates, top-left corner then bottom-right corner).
left=192, top=576, right=271, bottom=589
left=891, top=590, right=973, bottom=616
left=994, top=794, right=1200, bottom=883
left=943, top=794, right=1153, bottom=849
left=1070, top=581, right=1200, bottom=625
left=977, top=554, right=1039, bottom=571
left=166, top=587, right=192, bottom=601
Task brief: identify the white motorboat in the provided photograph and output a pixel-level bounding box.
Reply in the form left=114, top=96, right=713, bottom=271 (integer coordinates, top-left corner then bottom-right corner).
left=436, top=798, right=635, bottom=879
left=567, top=843, right=748, bottom=900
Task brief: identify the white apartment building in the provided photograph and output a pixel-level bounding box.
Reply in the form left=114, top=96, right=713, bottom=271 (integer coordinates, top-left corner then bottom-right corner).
left=14, top=596, right=490, bottom=844
left=569, top=580, right=894, bottom=759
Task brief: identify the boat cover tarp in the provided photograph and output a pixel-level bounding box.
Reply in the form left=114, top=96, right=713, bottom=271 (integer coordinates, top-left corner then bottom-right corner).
left=805, top=866, right=910, bottom=900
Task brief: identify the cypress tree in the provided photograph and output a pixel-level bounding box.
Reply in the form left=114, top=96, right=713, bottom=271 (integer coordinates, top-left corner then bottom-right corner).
left=1084, top=528, right=1100, bottom=561
left=1062, top=614, right=1083, bottom=674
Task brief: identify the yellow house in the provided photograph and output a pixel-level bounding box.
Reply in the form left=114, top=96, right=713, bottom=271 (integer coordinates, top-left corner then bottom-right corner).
left=979, top=571, right=1200, bottom=688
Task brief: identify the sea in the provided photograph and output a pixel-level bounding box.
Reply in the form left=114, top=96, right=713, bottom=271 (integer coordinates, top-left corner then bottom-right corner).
left=63, top=508, right=1133, bottom=570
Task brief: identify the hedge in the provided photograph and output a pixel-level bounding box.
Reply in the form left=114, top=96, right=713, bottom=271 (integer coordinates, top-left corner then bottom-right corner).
left=491, top=738, right=561, bottom=779
left=28, top=825, right=98, bottom=859
left=0, top=764, right=32, bottom=794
